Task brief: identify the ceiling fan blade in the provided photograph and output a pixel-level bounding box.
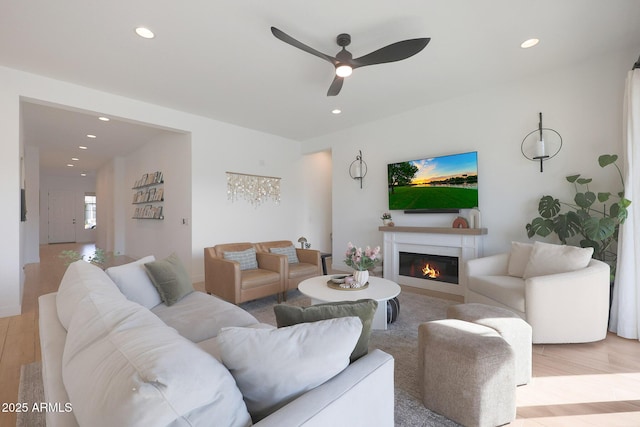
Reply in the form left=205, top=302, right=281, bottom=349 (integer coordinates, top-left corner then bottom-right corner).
left=351, top=38, right=430, bottom=68
left=327, top=76, right=344, bottom=96
left=271, top=27, right=337, bottom=65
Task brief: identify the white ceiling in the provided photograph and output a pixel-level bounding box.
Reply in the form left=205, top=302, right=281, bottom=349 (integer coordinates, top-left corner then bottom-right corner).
left=3, top=0, right=640, bottom=176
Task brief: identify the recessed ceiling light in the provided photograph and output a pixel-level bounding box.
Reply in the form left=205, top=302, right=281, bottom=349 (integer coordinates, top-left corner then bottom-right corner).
left=331, top=109, right=342, bottom=115
left=86, top=134, right=96, bottom=139
left=81, top=173, right=87, bottom=177
left=135, top=27, right=155, bottom=39
left=67, top=164, right=74, bottom=167
left=98, top=116, right=110, bottom=122
left=79, top=146, right=88, bottom=150
left=520, top=38, right=539, bottom=49
left=71, top=157, right=79, bottom=161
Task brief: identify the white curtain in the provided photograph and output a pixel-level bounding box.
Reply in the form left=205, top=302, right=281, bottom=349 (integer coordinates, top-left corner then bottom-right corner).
left=609, top=65, right=640, bottom=340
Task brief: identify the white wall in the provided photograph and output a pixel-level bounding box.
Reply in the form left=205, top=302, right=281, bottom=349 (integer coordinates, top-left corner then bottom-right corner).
left=1, top=65, right=317, bottom=316
left=24, top=145, right=40, bottom=263
left=123, top=132, right=192, bottom=270
left=300, top=150, right=333, bottom=253
left=39, top=175, right=97, bottom=244
left=304, top=47, right=635, bottom=270
left=190, top=126, right=307, bottom=282
left=0, top=69, right=22, bottom=316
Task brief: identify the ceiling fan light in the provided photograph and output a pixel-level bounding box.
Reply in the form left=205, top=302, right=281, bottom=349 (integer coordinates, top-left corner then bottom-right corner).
left=336, top=65, right=352, bottom=77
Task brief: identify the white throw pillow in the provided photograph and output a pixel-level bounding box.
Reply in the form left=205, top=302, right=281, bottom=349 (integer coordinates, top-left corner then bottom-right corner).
left=507, top=242, right=533, bottom=277
left=522, top=241, right=594, bottom=279
left=62, top=293, right=252, bottom=427
left=105, top=255, right=162, bottom=309
left=56, top=260, right=125, bottom=330
left=217, top=317, right=363, bottom=421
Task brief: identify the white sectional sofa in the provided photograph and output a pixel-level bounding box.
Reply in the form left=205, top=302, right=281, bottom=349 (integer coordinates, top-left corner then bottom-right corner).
left=39, top=259, right=394, bottom=427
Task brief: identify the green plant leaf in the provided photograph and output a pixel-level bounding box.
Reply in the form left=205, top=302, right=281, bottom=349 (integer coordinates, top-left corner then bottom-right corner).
left=527, top=217, right=555, bottom=237
left=576, top=178, right=593, bottom=185
left=580, top=239, right=601, bottom=256
left=576, top=209, right=591, bottom=222
left=620, top=198, right=632, bottom=208
left=583, top=217, right=616, bottom=241
left=597, top=192, right=611, bottom=203
left=598, top=154, right=618, bottom=167
left=566, top=174, right=580, bottom=183
left=610, top=202, right=629, bottom=223
left=538, top=196, right=560, bottom=218
left=553, top=211, right=582, bottom=243
left=574, top=191, right=596, bottom=209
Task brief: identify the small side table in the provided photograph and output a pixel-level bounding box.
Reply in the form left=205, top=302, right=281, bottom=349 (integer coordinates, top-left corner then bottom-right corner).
left=320, top=252, right=331, bottom=275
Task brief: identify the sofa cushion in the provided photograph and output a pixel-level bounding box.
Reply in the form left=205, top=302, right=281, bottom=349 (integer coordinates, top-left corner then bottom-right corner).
left=62, top=292, right=252, bottom=427
left=507, top=242, right=533, bottom=277
left=151, top=291, right=260, bottom=342
left=56, top=260, right=125, bottom=330
left=144, top=253, right=194, bottom=306
left=105, top=255, right=161, bottom=309
left=217, top=317, right=362, bottom=422
left=274, top=299, right=377, bottom=362
left=467, top=275, right=526, bottom=313
left=288, top=262, right=319, bottom=279
left=522, top=241, right=594, bottom=279
left=223, top=247, right=258, bottom=270
left=240, top=268, right=280, bottom=289
left=269, top=245, right=299, bottom=264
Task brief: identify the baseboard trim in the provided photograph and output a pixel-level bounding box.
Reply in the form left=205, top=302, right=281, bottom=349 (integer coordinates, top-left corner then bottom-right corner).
left=0, top=304, right=22, bottom=318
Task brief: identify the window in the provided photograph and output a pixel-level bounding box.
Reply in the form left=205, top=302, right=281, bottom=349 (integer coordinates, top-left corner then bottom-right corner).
left=84, top=194, right=96, bottom=229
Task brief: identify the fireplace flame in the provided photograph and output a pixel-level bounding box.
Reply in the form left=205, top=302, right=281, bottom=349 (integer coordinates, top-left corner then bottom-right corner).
left=422, top=263, right=440, bottom=279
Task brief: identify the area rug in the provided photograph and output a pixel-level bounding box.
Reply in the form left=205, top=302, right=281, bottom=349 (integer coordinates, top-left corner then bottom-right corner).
left=241, top=290, right=462, bottom=427
left=17, top=362, right=46, bottom=427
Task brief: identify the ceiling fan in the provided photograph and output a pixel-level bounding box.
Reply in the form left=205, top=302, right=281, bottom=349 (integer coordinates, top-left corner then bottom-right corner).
left=271, top=27, right=430, bottom=96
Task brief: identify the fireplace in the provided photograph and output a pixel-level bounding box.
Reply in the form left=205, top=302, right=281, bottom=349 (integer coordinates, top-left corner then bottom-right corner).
left=380, top=226, right=486, bottom=296
left=399, top=251, right=459, bottom=285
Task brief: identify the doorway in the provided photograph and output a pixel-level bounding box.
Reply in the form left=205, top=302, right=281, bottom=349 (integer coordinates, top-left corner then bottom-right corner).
left=48, top=190, right=76, bottom=243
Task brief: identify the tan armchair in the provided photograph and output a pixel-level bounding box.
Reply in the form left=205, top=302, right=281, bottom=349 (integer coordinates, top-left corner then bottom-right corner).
left=257, top=240, right=322, bottom=300
left=204, top=243, right=285, bottom=304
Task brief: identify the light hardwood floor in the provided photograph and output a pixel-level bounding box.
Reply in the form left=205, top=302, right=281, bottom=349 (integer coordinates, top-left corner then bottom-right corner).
left=1, top=243, right=639, bottom=426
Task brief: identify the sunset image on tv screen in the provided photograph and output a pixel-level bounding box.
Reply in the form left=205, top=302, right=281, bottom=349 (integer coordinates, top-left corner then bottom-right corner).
left=387, top=151, right=478, bottom=210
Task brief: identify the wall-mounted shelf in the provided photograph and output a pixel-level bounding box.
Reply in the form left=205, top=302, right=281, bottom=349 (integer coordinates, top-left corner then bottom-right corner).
left=132, top=171, right=164, bottom=220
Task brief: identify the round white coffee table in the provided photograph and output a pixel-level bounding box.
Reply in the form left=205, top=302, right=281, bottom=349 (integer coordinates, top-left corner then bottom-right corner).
left=298, top=275, right=401, bottom=330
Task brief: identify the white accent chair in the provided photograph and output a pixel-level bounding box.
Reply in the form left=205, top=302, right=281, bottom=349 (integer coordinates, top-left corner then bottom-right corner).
left=466, top=241, right=610, bottom=344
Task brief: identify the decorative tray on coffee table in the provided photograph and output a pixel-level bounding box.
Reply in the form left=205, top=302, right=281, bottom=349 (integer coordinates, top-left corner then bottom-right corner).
left=327, top=275, right=369, bottom=290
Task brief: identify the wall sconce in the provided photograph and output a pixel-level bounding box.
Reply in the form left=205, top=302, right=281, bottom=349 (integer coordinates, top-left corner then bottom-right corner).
left=521, top=112, right=562, bottom=172
left=349, top=150, right=368, bottom=188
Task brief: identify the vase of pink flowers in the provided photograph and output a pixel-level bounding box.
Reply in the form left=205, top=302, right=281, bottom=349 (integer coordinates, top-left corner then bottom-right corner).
left=344, top=242, right=381, bottom=287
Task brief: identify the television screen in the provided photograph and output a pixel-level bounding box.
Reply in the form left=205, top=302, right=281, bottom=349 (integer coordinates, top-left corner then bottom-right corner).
left=387, top=151, right=478, bottom=212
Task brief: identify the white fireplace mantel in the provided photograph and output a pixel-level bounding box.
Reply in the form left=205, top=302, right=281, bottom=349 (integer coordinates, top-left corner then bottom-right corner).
left=379, top=226, right=487, bottom=296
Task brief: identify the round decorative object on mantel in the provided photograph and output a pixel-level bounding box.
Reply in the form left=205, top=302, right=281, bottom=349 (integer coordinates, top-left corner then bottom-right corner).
left=452, top=216, right=469, bottom=229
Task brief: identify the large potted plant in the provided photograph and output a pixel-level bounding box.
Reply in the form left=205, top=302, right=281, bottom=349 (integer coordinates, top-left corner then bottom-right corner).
left=525, top=154, right=631, bottom=281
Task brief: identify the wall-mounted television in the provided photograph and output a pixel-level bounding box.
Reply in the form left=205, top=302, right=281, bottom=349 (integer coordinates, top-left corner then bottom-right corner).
left=387, top=151, right=478, bottom=213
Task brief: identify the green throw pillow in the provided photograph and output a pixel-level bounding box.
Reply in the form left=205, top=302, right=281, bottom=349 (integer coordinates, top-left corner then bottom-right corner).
left=273, top=299, right=378, bottom=362
left=144, top=253, right=193, bottom=306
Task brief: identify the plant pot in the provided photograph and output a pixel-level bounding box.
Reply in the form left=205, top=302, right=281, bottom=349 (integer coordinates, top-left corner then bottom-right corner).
left=353, top=270, right=369, bottom=287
